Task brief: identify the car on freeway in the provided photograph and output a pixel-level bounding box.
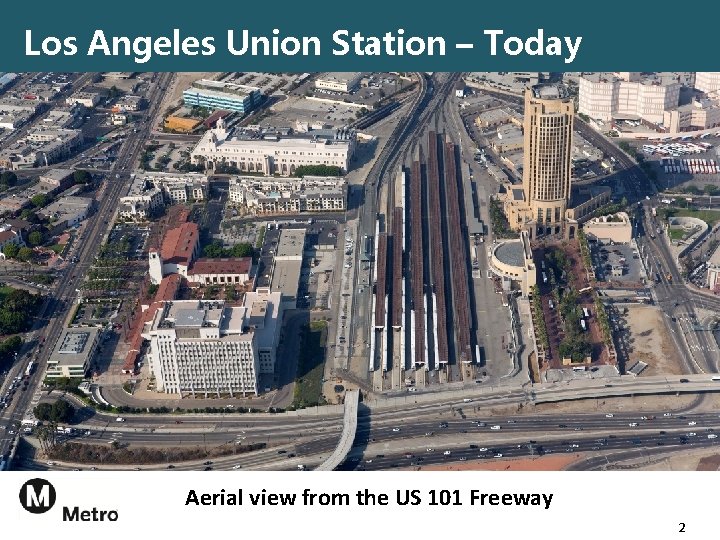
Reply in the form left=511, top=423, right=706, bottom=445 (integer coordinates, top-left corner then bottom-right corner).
left=459, top=457, right=467, bottom=461
left=424, top=432, right=434, bottom=436
left=574, top=427, right=583, bottom=431
left=688, top=421, right=697, bottom=426
left=629, top=422, right=638, bottom=427
left=426, top=448, right=434, bottom=452
left=663, top=412, right=672, bottom=417
left=688, top=432, right=697, bottom=437
left=439, top=422, right=448, bottom=428
left=392, top=427, right=401, bottom=432
left=507, top=420, right=516, bottom=424
left=443, top=451, right=452, bottom=456
left=493, top=453, right=503, bottom=458
left=490, top=425, right=501, bottom=430
left=708, top=434, right=718, bottom=439
left=478, top=447, right=488, bottom=452
left=605, top=413, right=614, bottom=418
left=115, top=417, right=125, bottom=422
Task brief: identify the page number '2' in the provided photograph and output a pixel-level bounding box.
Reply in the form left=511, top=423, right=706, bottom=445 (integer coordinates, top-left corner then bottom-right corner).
left=678, top=523, right=686, bottom=533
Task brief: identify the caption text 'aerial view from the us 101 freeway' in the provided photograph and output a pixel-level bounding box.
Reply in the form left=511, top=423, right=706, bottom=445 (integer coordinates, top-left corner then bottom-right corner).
left=1, top=71, right=720, bottom=473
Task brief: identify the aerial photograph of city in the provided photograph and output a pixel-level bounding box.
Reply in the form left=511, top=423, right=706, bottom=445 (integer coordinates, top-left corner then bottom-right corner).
left=2, top=70, right=720, bottom=473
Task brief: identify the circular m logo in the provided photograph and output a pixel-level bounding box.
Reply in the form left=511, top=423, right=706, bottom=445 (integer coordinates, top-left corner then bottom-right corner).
left=19, top=478, right=57, bottom=514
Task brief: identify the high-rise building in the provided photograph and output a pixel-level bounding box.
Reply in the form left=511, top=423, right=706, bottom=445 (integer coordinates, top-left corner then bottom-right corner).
left=522, top=84, right=574, bottom=236
left=142, top=300, right=260, bottom=396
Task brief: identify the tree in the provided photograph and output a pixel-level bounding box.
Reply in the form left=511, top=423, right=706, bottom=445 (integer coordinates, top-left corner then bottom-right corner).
left=0, top=335, right=23, bottom=371
left=0, top=171, right=17, bottom=187
left=2, top=242, right=19, bottom=259
left=704, top=184, right=719, bottom=196
left=230, top=243, right=253, bottom=258
left=28, top=231, right=43, bottom=246
left=31, top=193, right=48, bottom=208
left=34, top=401, right=75, bottom=423
left=293, top=165, right=343, bottom=178
left=74, top=170, right=92, bottom=185
left=16, top=246, right=34, bottom=262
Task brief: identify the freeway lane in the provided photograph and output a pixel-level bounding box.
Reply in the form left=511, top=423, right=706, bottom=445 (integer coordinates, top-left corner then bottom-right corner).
left=346, top=430, right=720, bottom=471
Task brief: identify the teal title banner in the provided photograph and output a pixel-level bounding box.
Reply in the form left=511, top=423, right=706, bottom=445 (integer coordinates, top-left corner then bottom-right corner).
left=2, top=0, right=719, bottom=70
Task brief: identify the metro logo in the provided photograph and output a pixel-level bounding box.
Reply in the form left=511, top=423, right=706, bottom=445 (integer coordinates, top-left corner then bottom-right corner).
left=19, top=478, right=57, bottom=514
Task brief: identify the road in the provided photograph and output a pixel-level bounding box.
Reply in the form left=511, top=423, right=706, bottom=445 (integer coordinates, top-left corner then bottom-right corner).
left=1, top=72, right=175, bottom=462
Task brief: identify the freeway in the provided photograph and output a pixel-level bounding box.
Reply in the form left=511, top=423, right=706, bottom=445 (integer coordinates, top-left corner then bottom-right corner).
left=0, top=72, right=175, bottom=462
left=345, top=430, right=720, bottom=471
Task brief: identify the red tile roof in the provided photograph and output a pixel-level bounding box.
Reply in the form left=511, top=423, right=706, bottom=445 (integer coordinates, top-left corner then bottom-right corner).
left=188, top=257, right=252, bottom=276
left=121, top=275, right=182, bottom=373
left=160, top=222, right=199, bottom=265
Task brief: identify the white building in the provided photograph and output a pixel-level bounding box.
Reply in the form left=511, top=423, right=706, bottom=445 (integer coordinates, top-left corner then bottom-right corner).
left=46, top=328, right=100, bottom=379
left=142, top=300, right=259, bottom=395
left=228, top=174, right=346, bottom=214
left=663, top=99, right=720, bottom=134
left=578, top=72, right=680, bottom=124
left=66, top=91, right=101, bottom=108
left=695, top=72, right=720, bottom=96
left=38, top=196, right=94, bottom=229
left=242, top=291, right=282, bottom=374
left=119, top=172, right=208, bottom=220
left=190, top=118, right=355, bottom=176
left=0, top=224, right=24, bottom=258
left=186, top=257, right=253, bottom=286
left=315, top=73, right=362, bottom=93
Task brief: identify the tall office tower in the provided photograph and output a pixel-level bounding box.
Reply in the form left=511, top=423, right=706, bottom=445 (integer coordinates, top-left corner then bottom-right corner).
left=522, top=84, right=574, bottom=236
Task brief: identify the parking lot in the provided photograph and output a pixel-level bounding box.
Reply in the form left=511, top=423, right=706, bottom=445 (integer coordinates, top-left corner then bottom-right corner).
left=590, top=242, right=644, bottom=283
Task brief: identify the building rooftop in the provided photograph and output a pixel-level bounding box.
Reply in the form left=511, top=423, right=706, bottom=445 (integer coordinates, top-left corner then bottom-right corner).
left=160, top=222, right=199, bottom=265
left=188, top=257, right=252, bottom=276
left=276, top=228, right=306, bottom=258
left=40, top=168, right=74, bottom=183
left=187, top=79, right=261, bottom=98
left=49, top=328, right=99, bottom=367
left=531, top=84, right=569, bottom=100
left=494, top=241, right=525, bottom=267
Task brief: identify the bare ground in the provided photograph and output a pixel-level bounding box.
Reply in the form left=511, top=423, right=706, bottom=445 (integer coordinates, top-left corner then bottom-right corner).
left=623, top=305, right=685, bottom=375
left=413, top=453, right=582, bottom=471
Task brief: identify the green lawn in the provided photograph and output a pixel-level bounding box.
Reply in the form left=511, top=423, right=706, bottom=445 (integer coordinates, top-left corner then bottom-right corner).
left=670, top=209, right=720, bottom=226
left=292, top=321, right=327, bottom=409
left=668, top=228, right=686, bottom=241
left=0, top=286, right=14, bottom=303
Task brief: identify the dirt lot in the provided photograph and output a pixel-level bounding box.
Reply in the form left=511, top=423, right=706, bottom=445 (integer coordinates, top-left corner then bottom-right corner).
left=414, top=453, right=582, bottom=471
left=634, top=447, right=720, bottom=471
left=622, top=305, right=685, bottom=375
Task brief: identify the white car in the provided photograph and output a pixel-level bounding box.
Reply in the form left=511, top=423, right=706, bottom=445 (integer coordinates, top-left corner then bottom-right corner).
left=478, top=447, right=488, bottom=452
left=688, top=421, right=697, bottom=426
left=605, top=413, right=614, bottom=418
left=426, top=448, right=434, bottom=452
left=688, top=432, right=697, bottom=437
left=629, top=423, right=638, bottom=427
left=232, top=465, right=242, bottom=469
left=115, top=417, right=125, bottom=422
left=493, top=453, right=503, bottom=458
left=490, top=425, right=501, bottom=430
left=392, top=427, right=401, bottom=432
left=443, top=451, right=452, bottom=456
left=708, top=434, right=718, bottom=439
left=663, top=413, right=672, bottom=417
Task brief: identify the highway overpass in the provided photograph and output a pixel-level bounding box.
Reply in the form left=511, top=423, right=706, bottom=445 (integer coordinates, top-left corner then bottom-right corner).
left=316, top=390, right=359, bottom=471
